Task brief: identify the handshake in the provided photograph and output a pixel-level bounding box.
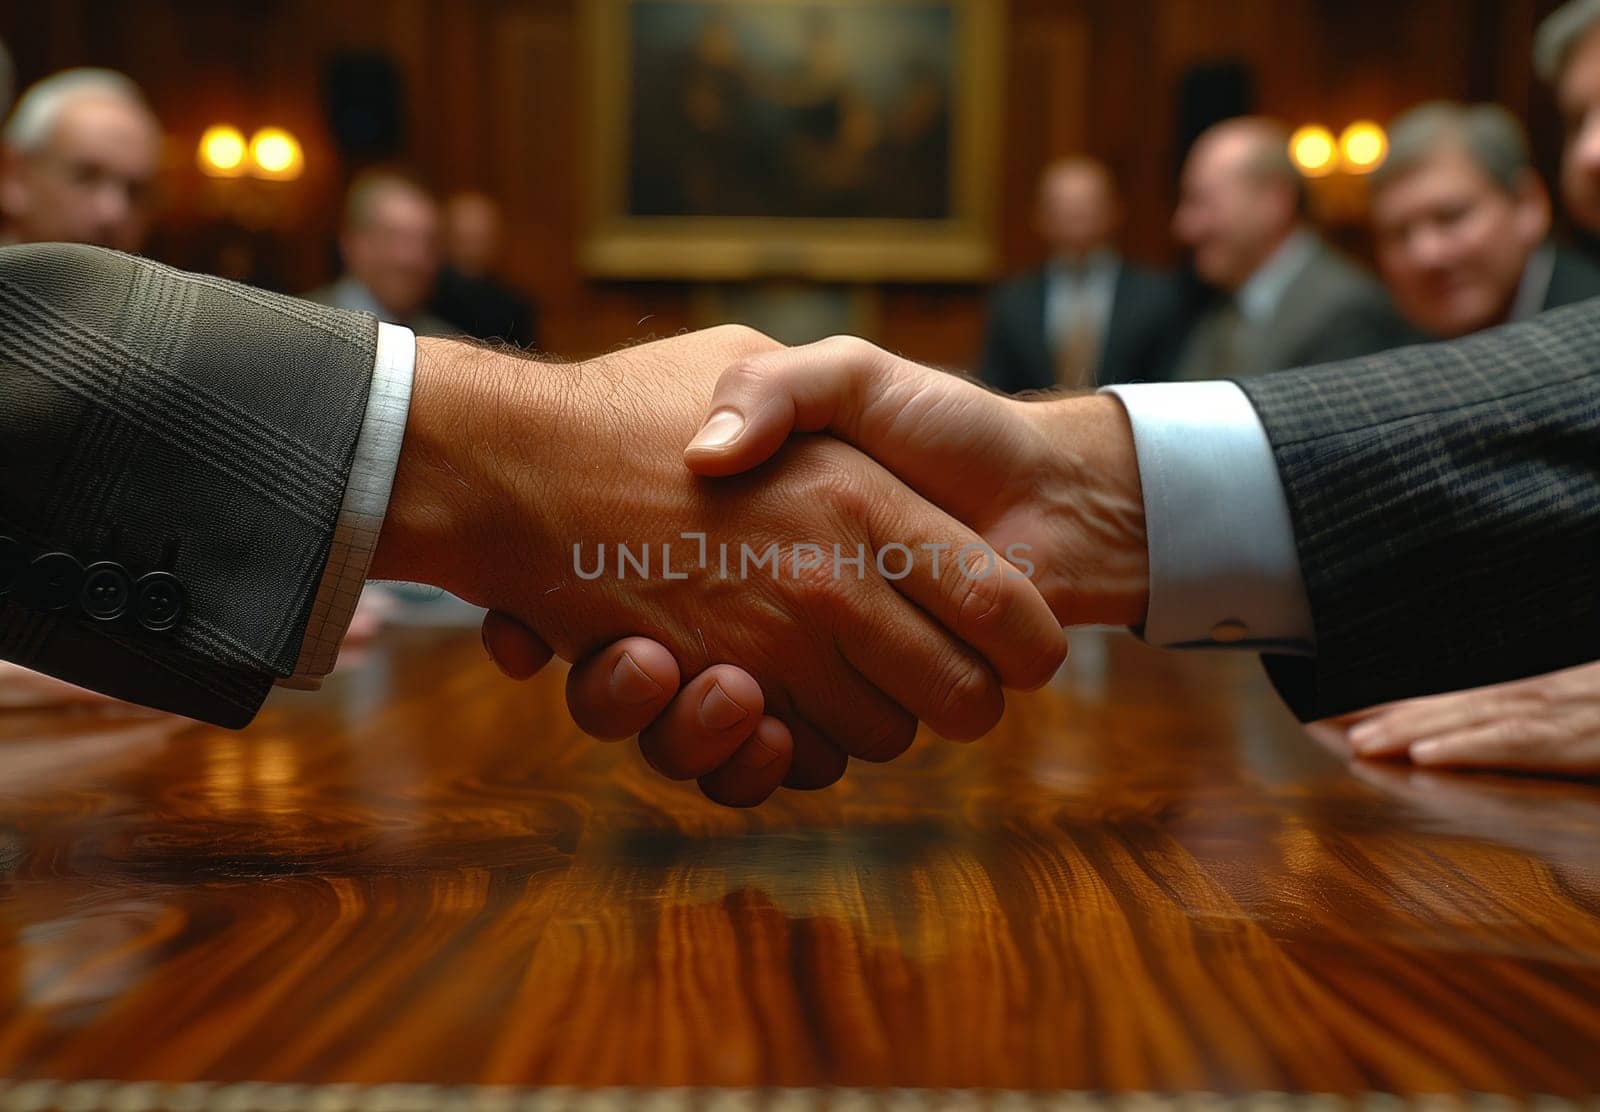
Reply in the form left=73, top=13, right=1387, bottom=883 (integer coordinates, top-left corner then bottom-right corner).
left=373, top=326, right=1155, bottom=806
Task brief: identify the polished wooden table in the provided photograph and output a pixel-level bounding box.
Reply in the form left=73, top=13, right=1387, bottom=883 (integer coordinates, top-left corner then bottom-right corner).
left=0, top=628, right=1597, bottom=1110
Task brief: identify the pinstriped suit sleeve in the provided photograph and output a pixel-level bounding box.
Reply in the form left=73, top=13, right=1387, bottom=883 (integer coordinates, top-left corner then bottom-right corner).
left=1237, top=298, right=1600, bottom=721
left=0, top=244, right=379, bottom=727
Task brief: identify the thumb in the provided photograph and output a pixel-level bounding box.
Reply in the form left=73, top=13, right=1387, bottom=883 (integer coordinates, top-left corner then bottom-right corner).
left=683, top=335, right=903, bottom=477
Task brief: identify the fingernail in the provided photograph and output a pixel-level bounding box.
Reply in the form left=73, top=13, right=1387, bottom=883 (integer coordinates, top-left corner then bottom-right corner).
left=687, top=409, right=745, bottom=452
left=698, top=681, right=750, bottom=730
left=609, top=652, right=663, bottom=705
left=481, top=625, right=500, bottom=669
left=1349, top=721, right=1385, bottom=753
left=1411, top=740, right=1442, bottom=764
left=734, top=736, right=786, bottom=770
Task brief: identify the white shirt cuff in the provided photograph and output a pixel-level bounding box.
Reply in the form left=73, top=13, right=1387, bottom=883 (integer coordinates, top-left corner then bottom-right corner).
left=1102, top=380, right=1315, bottom=653
left=280, top=321, right=416, bottom=688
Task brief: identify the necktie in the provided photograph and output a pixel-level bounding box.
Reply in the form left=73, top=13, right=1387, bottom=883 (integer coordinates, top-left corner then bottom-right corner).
left=1053, top=271, right=1101, bottom=391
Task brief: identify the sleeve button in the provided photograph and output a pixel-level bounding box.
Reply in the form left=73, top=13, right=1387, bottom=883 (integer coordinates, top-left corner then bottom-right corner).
left=24, top=553, right=85, bottom=612
left=133, top=571, right=185, bottom=632
left=80, top=562, right=133, bottom=621
left=1210, top=619, right=1250, bottom=643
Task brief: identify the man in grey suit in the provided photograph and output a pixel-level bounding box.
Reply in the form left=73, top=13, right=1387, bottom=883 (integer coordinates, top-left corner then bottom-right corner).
left=1370, top=101, right=1600, bottom=340
left=979, top=158, right=1181, bottom=393
left=1172, top=117, right=1406, bottom=379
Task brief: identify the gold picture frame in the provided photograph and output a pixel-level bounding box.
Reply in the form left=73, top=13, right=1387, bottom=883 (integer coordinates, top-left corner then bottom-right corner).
left=582, top=0, right=1005, bottom=281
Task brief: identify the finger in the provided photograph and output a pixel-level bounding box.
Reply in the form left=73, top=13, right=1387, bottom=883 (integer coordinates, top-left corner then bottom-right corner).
left=1409, top=722, right=1532, bottom=769
left=1302, top=719, right=1356, bottom=760
left=1348, top=689, right=1499, bottom=757
left=785, top=641, right=920, bottom=764
left=481, top=609, right=554, bottom=680
left=697, top=717, right=794, bottom=807
left=834, top=582, right=1004, bottom=742
left=782, top=713, right=850, bottom=790
left=863, top=500, right=1066, bottom=692
left=637, top=665, right=764, bottom=780
left=565, top=637, right=683, bottom=741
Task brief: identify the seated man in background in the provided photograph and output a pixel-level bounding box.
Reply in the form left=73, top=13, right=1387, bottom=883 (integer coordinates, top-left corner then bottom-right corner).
left=0, top=67, right=160, bottom=252
left=1370, top=101, right=1600, bottom=341
left=1172, top=117, right=1407, bottom=379
left=0, top=67, right=164, bottom=708
left=307, top=170, right=453, bottom=337
left=979, top=157, right=1180, bottom=393
left=429, top=190, right=538, bottom=348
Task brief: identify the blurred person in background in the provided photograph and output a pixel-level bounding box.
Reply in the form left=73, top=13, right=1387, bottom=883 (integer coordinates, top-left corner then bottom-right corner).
left=0, top=68, right=160, bottom=252
left=429, top=189, right=538, bottom=348
left=980, top=157, right=1181, bottom=393
left=1172, top=117, right=1405, bottom=380
left=310, top=173, right=478, bottom=626
left=308, top=169, right=452, bottom=336
left=1313, top=4, right=1600, bottom=774
left=0, top=63, right=163, bottom=709
left=1539, top=0, right=1600, bottom=249
left=1369, top=101, right=1600, bottom=340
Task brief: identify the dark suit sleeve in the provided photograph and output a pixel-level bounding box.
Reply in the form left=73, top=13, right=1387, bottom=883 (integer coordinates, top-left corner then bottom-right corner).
left=0, top=244, right=379, bottom=727
left=1236, top=301, right=1600, bottom=720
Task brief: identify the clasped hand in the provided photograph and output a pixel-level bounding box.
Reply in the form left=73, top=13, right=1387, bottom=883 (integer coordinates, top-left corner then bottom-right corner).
left=384, top=329, right=1150, bottom=806
left=451, top=332, right=1152, bottom=809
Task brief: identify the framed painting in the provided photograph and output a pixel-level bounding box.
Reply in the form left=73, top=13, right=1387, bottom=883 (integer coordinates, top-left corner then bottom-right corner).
left=582, top=0, right=1004, bottom=281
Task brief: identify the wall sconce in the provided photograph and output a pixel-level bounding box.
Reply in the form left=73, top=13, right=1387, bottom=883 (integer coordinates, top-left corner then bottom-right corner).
left=1339, top=121, right=1387, bottom=174
left=196, top=124, right=305, bottom=181
left=1288, top=125, right=1337, bottom=178
left=197, top=125, right=248, bottom=178
left=247, top=128, right=304, bottom=182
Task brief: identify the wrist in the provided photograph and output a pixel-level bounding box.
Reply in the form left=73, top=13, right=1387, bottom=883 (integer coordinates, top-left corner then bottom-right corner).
left=1021, top=394, right=1151, bottom=627
left=371, top=337, right=500, bottom=593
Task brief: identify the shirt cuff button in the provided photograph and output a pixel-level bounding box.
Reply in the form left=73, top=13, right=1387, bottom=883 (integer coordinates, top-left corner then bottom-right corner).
left=1211, top=619, right=1249, bottom=643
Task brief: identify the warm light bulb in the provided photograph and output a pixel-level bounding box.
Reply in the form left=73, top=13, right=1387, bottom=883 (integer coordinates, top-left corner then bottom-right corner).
left=1289, top=125, right=1337, bottom=178
left=248, top=127, right=304, bottom=181
left=1339, top=120, right=1388, bottom=173
left=197, top=125, right=247, bottom=177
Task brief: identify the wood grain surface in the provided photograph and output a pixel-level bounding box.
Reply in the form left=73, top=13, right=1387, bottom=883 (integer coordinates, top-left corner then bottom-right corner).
left=0, top=628, right=1596, bottom=1099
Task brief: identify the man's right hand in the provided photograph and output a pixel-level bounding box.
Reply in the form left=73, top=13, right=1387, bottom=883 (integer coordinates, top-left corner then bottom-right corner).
left=373, top=327, right=1068, bottom=806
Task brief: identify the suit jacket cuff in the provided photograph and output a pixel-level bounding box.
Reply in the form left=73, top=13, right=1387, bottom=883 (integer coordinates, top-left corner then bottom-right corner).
left=1102, top=381, right=1316, bottom=653
left=280, top=322, right=415, bottom=688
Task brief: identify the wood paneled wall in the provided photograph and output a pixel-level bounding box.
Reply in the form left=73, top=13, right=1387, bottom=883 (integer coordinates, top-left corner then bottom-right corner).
left=0, top=0, right=1562, bottom=368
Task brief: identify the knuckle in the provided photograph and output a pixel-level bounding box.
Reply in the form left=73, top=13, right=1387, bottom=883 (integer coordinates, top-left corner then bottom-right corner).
left=720, top=357, right=774, bottom=392
left=793, top=449, right=872, bottom=521
left=786, top=554, right=849, bottom=614
left=951, top=551, right=1009, bottom=634
left=934, top=663, right=1003, bottom=740
left=710, top=322, right=780, bottom=354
